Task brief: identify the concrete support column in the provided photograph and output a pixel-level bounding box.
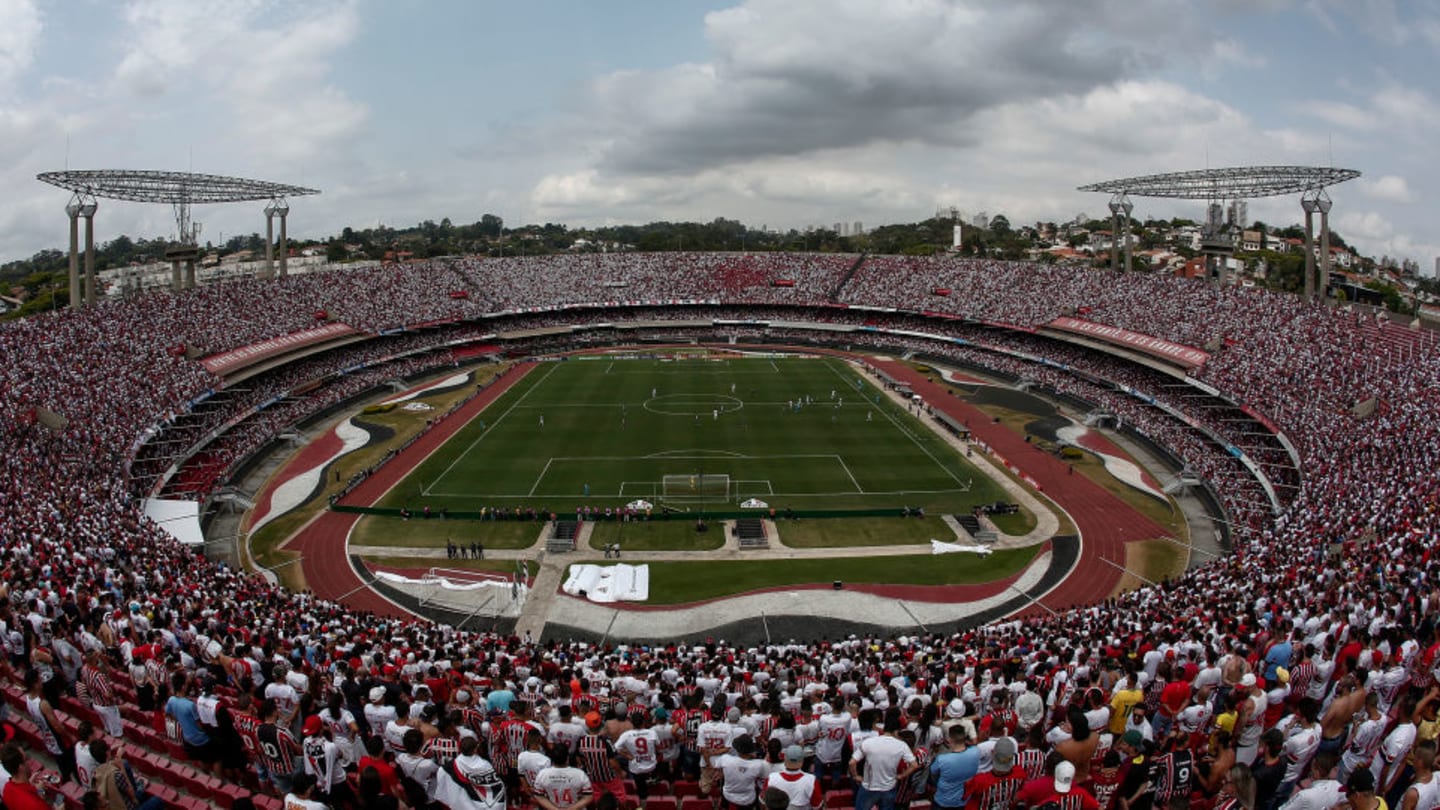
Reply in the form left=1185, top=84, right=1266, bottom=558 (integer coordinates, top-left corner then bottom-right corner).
left=1110, top=211, right=1121, bottom=271
left=278, top=211, right=289, bottom=278
left=1301, top=189, right=1331, bottom=302
left=1317, top=193, right=1333, bottom=299
left=185, top=259, right=197, bottom=289
left=264, top=210, right=276, bottom=279
left=82, top=207, right=97, bottom=306
left=1108, top=193, right=1133, bottom=272
left=171, top=261, right=182, bottom=290
left=1302, top=204, right=1316, bottom=301
left=66, top=200, right=81, bottom=309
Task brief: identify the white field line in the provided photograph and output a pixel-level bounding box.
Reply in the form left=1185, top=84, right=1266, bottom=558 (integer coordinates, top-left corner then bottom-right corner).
left=824, top=359, right=966, bottom=487
left=425, top=362, right=560, bottom=495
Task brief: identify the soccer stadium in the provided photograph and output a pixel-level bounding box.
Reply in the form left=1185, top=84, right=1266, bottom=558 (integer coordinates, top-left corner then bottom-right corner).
left=3, top=243, right=1438, bottom=807
left=2, top=3, right=1439, bottom=809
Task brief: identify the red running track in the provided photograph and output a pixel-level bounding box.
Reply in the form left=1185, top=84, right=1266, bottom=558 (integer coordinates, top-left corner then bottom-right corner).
left=283, top=364, right=536, bottom=618
left=869, top=360, right=1171, bottom=611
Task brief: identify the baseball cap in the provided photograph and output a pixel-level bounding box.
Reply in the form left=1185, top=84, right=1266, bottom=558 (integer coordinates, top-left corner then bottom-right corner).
left=726, top=707, right=742, bottom=723
left=302, top=715, right=323, bottom=736
left=992, top=738, right=1016, bottom=773
left=784, top=745, right=805, bottom=764
left=1121, top=730, right=1144, bottom=749
left=585, top=712, right=603, bottom=730
left=1054, top=761, right=1075, bottom=794
left=369, top=686, right=387, bottom=702
left=1276, top=667, right=1290, bottom=684
left=1240, top=673, right=1256, bottom=688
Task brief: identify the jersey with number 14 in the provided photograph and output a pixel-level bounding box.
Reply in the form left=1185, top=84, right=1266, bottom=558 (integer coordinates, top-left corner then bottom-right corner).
left=534, top=766, right=593, bottom=808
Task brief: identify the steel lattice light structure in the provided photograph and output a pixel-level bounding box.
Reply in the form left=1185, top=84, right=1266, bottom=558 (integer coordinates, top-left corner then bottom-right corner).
left=1078, top=165, right=1360, bottom=298
left=1076, top=165, right=1360, bottom=198
left=36, top=169, right=318, bottom=204
left=37, top=169, right=320, bottom=306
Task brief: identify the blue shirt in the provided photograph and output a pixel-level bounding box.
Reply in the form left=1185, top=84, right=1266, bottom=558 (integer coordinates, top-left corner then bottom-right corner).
left=1263, top=641, right=1293, bottom=681
left=165, top=696, right=210, bottom=746
left=929, top=746, right=980, bottom=808
left=486, top=689, right=516, bottom=712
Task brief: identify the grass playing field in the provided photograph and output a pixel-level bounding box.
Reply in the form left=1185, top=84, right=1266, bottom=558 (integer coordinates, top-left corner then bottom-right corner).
left=377, top=353, right=1013, bottom=517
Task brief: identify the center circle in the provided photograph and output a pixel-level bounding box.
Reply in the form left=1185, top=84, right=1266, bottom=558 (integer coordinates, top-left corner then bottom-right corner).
left=643, top=393, right=745, bottom=416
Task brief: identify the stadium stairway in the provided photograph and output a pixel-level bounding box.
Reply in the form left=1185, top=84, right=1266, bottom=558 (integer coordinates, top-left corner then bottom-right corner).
left=828, top=252, right=869, bottom=302
left=954, top=513, right=983, bottom=537
left=515, top=557, right=569, bottom=641
left=734, top=518, right=769, bottom=548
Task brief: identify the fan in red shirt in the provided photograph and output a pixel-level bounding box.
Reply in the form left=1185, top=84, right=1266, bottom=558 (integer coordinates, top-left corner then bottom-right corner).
left=965, top=738, right=1026, bottom=810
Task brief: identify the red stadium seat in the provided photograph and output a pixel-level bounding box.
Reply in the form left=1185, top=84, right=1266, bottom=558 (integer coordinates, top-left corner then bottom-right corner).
left=681, top=797, right=713, bottom=810
left=673, top=780, right=702, bottom=799
left=825, top=790, right=854, bottom=808
left=647, top=796, right=679, bottom=810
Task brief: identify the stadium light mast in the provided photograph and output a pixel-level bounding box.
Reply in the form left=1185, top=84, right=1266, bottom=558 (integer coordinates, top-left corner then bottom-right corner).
left=1079, top=165, right=1359, bottom=288
left=37, top=170, right=319, bottom=296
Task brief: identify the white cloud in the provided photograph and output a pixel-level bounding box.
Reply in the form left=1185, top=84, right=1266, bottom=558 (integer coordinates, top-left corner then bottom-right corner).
left=1335, top=209, right=1440, bottom=266
left=1358, top=175, right=1415, bottom=203
left=0, top=0, right=40, bottom=94
left=112, top=0, right=367, bottom=166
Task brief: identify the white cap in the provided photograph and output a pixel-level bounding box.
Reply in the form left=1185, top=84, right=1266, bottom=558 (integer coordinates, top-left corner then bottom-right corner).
left=1240, top=673, right=1257, bottom=688
left=1054, top=761, right=1075, bottom=794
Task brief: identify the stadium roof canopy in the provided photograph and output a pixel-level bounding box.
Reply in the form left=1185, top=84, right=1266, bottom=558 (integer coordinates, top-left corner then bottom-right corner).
left=36, top=169, right=319, bottom=203
left=1078, top=165, right=1360, bottom=199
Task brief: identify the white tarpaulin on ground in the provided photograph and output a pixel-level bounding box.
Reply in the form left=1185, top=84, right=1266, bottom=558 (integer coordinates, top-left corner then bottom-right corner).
left=740, top=498, right=769, bottom=509
left=143, top=498, right=206, bottom=546
left=374, top=571, right=516, bottom=592
left=563, top=564, right=650, bottom=603
left=931, top=539, right=993, bottom=556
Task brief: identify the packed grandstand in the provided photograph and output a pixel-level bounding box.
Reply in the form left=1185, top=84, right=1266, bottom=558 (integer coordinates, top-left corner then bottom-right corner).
left=1, top=252, right=1438, bottom=810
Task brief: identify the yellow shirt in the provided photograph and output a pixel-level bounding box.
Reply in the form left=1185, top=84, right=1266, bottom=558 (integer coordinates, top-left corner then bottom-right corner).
left=1110, top=687, right=1143, bottom=734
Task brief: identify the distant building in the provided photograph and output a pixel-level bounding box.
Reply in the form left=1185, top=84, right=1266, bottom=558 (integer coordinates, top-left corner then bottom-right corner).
left=1227, top=200, right=1248, bottom=228
left=853, top=221, right=863, bottom=236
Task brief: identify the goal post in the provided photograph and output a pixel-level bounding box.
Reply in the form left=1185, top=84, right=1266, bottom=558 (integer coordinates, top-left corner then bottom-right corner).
left=662, top=473, right=731, bottom=498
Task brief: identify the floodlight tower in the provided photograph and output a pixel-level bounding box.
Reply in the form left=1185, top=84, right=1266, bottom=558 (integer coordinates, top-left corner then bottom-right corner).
left=1079, top=166, right=1359, bottom=289
left=37, top=170, right=319, bottom=297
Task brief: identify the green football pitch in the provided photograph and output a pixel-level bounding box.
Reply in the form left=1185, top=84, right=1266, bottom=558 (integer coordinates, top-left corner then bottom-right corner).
left=378, top=354, right=1011, bottom=514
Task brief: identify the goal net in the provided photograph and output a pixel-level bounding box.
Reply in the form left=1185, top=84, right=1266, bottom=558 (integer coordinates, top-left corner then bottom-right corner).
left=662, top=473, right=731, bottom=498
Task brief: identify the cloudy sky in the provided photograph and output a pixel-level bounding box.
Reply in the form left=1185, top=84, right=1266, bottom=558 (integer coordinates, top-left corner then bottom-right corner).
left=1, top=0, right=1437, bottom=267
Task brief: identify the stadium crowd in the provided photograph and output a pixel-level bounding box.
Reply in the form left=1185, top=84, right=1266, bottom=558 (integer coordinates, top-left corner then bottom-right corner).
left=0, top=255, right=1437, bottom=810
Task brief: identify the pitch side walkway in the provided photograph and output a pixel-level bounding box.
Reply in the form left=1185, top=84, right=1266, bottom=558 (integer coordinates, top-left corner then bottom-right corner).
left=281, top=364, right=535, bottom=617
left=360, top=536, right=1054, bottom=643
left=870, top=359, right=1171, bottom=610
